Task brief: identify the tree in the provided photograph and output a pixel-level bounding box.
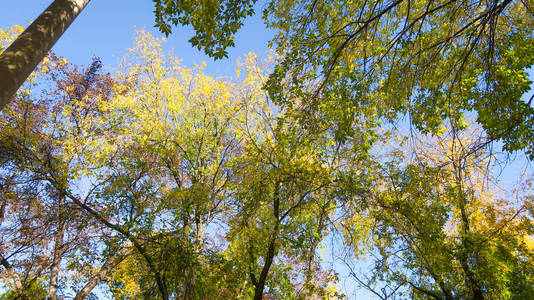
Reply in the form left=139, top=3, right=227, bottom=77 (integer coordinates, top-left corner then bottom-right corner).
left=0, top=30, right=127, bottom=298
left=215, top=53, right=346, bottom=300
left=87, top=31, right=249, bottom=298
left=341, top=125, right=534, bottom=299
left=263, top=0, right=534, bottom=158
left=0, top=28, right=376, bottom=299
left=227, top=127, right=342, bottom=299
left=90, top=32, right=344, bottom=299
left=63, top=32, right=346, bottom=299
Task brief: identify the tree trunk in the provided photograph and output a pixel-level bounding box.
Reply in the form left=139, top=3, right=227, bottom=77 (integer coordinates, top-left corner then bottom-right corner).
left=454, top=165, right=484, bottom=300
left=184, top=212, right=205, bottom=299
left=0, top=0, right=91, bottom=110
left=253, top=234, right=277, bottom=300
left=47, top=194, right=67, bottom=300
left=253, top=184, right=281, bottom=300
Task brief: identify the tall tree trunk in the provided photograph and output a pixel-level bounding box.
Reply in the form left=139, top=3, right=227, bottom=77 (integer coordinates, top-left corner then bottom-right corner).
left=47, top=194, right=67, bottom=300
left=0, top=0, right=91, bottom=110
left=454, top=162, right=484, bottom=300
left=184, top=213, right=204, bottom=299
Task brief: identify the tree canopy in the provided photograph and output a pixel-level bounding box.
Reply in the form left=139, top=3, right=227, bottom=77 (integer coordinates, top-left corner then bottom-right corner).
left=263, top=0, right=534, bottom=158
left=1, top=1, right=534, bottom=299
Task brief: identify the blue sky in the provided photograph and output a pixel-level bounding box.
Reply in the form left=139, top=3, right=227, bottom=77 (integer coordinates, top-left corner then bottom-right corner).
left=0, top=0, right=274, bottom=76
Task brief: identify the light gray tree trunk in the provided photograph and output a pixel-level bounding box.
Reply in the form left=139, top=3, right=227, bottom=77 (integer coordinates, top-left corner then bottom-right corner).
left=47, top=194, right=67, bottom=300
left=0, top=0, right=91, bottom=110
